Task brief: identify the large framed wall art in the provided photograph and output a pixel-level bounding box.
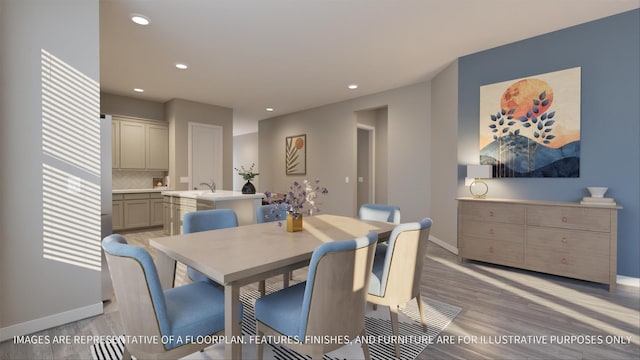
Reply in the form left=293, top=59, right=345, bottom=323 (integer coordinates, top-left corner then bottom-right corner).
left=285, top=134, right=306, bottom=175
left=479, top=67, right=581, bottom=177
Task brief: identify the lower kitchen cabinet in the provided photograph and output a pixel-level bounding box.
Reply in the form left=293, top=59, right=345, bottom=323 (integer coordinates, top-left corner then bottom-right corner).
left=113, top=191, right=164, bottom=231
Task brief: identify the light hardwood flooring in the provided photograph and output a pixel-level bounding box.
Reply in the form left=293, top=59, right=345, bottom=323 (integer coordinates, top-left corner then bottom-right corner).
left=1, top=227, right=638, bottom=359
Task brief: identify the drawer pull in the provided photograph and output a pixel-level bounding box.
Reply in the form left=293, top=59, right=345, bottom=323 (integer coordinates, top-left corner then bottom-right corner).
left=488, top=228, right=495, bottom=235
left=489, top=211, right=495, bottom=217
left=561, top=257, right=567, bottom=264
left=489, top=246, right=494, bottom=253
left=561, top=216, right=568, bottom=223
left=561, top=237, right=568, bottom=244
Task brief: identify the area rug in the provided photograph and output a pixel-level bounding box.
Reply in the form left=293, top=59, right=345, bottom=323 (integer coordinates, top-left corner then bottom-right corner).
left=91, top=287, right=460, bottom=360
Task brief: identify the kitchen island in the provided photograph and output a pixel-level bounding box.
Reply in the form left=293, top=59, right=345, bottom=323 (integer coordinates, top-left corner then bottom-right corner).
left=161, top=190, right=264, bottom=234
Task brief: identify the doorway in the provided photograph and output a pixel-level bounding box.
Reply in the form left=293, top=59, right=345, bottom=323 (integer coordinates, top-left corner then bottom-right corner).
left=357, top=125, right=375, bottom=209
left=356, top=106, right=388, bottom=212
left=188, top=122, right=223, bottom=191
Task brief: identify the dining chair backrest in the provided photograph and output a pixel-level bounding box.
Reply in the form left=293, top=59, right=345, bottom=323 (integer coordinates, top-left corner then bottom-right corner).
left=183, top=208, right=238, bottom=233
left=256, top=203, right=288, bottom=223
left=358, top=203, right=401, bottom=224
left=299, top=232, right=378, bottom=339
left=102, top=234, right=170, bottom=355
left=183, top=209, right=238, bottom=284
left=377, top=218, right=432, bottom=299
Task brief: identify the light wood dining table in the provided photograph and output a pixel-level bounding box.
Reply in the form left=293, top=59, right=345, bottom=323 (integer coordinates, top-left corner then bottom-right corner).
left=149, top=213, right=396, bottom=360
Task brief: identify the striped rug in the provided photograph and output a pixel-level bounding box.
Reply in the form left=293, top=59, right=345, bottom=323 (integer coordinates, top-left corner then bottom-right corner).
left=91, top=287, right=460, bottom=360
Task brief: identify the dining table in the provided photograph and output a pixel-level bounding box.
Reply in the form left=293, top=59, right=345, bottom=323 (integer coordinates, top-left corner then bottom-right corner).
left=149, top=213, right=396, bottom=359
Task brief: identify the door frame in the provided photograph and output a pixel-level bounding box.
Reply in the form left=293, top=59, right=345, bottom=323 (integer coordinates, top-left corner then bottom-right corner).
left=187, top=122, right=223, bottom=190
left=357, top=123, right=376, bottom=205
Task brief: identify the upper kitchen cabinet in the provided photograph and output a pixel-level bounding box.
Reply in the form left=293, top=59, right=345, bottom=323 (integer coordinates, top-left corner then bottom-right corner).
left=113, top=116, right=168, bottom=171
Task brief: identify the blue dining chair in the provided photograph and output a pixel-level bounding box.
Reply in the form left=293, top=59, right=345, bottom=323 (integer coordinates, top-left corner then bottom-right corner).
left=358, top=203, right=401, bottom=224
left=255, top=232, right=378, bottom=360
left=367, top=218, right=433, bottom=358
left=183, top=209, right=238, bottom=284
left=256, top=203, right=291, bottom=294
left=102, top=234, right=242, bottom=359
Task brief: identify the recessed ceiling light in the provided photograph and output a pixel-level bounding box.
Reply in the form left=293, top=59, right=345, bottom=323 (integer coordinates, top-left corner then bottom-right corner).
left=348, top=84, right=358, bottom=90
left=175, top=63, right=188, bottom=70
left=133, top=88, right=144, bottom=93
left=131, top=14, right=150, bottom=26
left=266, top=108, right=274, bottom=112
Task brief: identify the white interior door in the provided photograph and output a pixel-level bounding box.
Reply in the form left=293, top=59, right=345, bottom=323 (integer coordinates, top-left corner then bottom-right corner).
left=188, top=122, right=223, bottom=190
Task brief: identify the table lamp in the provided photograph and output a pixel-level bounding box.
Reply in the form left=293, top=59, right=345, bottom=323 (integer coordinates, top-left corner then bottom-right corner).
left=466, top=165, right=492, bottom=199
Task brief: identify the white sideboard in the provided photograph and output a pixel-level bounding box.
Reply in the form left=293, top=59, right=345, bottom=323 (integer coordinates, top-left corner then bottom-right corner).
left=457, top=197, right=622, bottom=292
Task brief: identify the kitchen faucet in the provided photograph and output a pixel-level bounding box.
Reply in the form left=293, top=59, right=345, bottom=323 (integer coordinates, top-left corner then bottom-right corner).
left=199, top=180, right=216, bottom=192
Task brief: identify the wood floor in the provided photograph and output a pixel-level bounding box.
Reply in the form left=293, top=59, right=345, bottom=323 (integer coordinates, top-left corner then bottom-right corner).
left=1, top=227, right=638, bottom=360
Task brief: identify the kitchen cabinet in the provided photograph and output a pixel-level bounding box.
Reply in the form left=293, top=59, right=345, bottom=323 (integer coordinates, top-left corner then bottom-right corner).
left=123, top=193, right=150, bottom=229
left=150, top=193, right=164, bottom=226
left=112, top=194, right=124, bottom=231
left=119, top=120, right=146, bottom=169
left=457, top=197, right=621, bottom=292
left=147, top=124, right=169, bottom=170
left=113, top=116, right=168, bottom=171
left=112, top=119, right=120, bottom=169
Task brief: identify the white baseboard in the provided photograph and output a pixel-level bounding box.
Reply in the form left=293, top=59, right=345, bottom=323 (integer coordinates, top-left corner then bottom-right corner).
left=0, top=302, right=103, bottom=342
left=429, top=235, right=458, bottom=255
left=617, top=275, right=640, bottom=288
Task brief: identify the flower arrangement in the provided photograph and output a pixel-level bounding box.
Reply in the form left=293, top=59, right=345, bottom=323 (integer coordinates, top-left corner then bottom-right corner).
left=234, top=163, right=259, bottom=181
left=264, top=178, right=329, bottom=220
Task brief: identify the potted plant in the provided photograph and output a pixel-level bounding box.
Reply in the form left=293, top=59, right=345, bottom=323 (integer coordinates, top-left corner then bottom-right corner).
left=234, top=163, right=259, bottom=194
left=264, top=179, right=328, bottom=232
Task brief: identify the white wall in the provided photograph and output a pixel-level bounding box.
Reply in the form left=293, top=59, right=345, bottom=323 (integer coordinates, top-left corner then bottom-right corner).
left=258, top=82, right=431, bottom=221
left=0, top=0, right=102, bottom=340
left=233, top=132, right=260, bottom=192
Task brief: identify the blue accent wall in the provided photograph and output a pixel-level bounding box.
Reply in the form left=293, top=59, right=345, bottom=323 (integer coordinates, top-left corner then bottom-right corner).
left=458, top=10, right=640, bottom=278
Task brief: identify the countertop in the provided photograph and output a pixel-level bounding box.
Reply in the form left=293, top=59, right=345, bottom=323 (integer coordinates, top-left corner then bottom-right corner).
left=161, top=189, right=264, bottom=201
left=112, top=187, right=168, bottom=194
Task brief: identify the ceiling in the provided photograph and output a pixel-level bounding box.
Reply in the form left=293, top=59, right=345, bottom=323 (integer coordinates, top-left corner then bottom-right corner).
left=100, top=0, right=639, bottom=135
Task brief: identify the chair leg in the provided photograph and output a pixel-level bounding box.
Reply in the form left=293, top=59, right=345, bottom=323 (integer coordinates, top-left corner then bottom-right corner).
left=258, top=280, right=266, bottom=296
left=416, top=292, right=428, bottom=332
left=282, top=271, right=290, bottom=288
left=360, top=328, right=371, bottom=360
left=372, top=303, right=378, bottom=311
left=389, top=304, right=401, bottom=358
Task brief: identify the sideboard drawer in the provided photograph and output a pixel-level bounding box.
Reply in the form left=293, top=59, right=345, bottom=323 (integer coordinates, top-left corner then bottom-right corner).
left=461, top=202, right=525, bottom=224
left=526, top=247, right=609, bottom=284
left=527, top=205, right=610, bottom=232
left=463, top=237, right=524, bottom=267
left=527, top=227, right=610, bottom=255
left=463, top=220, right=524, bottom=243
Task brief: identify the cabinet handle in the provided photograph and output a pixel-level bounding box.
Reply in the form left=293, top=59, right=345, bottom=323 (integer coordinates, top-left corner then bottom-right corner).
left=561, top=216, right=568, bottom=223
left=489, top=246, right=494, bottom=253
left=561, top=257, right=567, bottom=264
left=561, top=237, right=568, bottom=244
left=489, top=211, right=494, bottom=217
left=488, top=228, right=495, bottom=235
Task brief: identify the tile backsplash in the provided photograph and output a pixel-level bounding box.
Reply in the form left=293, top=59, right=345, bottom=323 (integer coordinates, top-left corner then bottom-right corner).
left=112, top=170, right=168, bottom=189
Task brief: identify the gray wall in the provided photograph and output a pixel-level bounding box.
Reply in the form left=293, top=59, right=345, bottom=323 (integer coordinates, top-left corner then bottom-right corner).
left=165, top=98, right=234, bottom=190
left=0, top=0, right=101, bottom=339
left=430, top=60, right=459, bottom=250
left=259, top=82, right=430, bottom=220
left=101, top=92, right=165, bottom=120
left=458, top=10, right=640, bottom=277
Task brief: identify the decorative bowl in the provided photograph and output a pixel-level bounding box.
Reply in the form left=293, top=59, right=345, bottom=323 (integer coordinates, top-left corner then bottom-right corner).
left=587, top=187, right=608, bottom=198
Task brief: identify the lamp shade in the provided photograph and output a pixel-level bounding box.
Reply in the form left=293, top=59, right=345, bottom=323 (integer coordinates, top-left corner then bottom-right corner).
left=467, top=165, right=492, bottom=179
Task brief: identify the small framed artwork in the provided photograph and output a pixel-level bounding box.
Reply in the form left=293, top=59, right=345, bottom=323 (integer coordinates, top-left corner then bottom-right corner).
left=285, top=134, right=306, bottom=175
